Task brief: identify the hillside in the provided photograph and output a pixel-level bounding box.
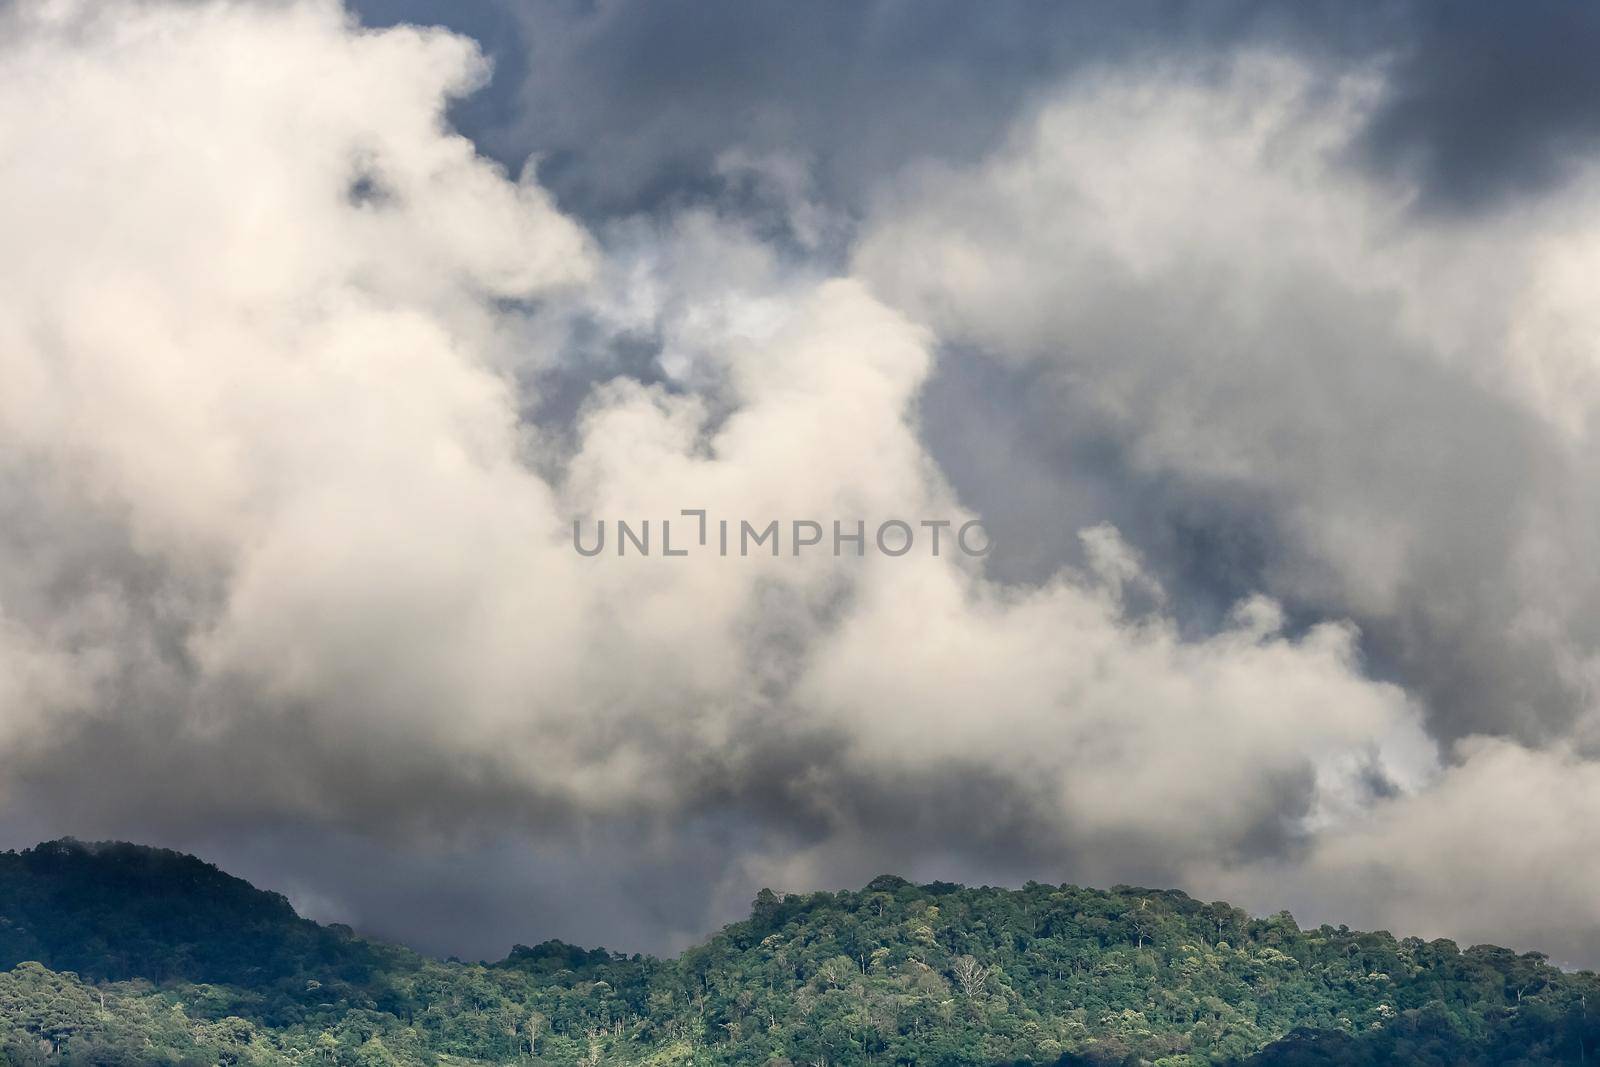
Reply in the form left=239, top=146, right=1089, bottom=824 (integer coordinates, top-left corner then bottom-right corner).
left=1, top=840, right=1596, bottom=1066
left=0, top=840, right=399, bottom=989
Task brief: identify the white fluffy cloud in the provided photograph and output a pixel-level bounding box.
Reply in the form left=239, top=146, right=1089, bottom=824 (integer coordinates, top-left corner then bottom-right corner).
left=856, top=54, right=1600, bottom=733
left=0, top=0, right=1594, bottom=959
left=852, top=52, right=1600, bottom=952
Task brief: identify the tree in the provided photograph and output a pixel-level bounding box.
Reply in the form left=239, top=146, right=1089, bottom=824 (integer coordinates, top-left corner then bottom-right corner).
left=951, top=956, right=989, bottom=999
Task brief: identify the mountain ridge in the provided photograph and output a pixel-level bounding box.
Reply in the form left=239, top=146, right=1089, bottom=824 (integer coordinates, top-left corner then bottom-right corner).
left=1, top=838, right=1594, bottom=1065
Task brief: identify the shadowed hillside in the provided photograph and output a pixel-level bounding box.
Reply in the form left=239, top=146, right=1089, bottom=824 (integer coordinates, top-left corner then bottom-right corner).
left=0, top=840, right=395, bottom=988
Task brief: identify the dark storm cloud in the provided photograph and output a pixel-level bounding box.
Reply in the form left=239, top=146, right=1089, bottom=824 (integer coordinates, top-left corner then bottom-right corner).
left=351, top=0, right=1377, bottom=221
left=1358, top=1, right=1600, bottom=212
left=354, top=0, right=1600, bottom=220
left=0, top=717, right=1318, bottom=958
left=917, top=344, right=1285, bottom=632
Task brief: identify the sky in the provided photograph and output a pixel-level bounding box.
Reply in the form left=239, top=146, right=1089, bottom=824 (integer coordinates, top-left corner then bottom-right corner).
left=2, top=0, right=1600, bottom=963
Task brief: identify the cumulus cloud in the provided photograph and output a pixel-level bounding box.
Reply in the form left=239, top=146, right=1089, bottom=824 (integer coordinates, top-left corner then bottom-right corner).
left=857, top=53, right=1600, bottom=745
left=2, top=0, right=1598, bottom=962
left=848, top=51, right=1600, bottom=954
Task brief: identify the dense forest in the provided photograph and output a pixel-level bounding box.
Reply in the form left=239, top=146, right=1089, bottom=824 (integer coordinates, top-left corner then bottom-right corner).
left=1, top=840, right=1595, bottom=1066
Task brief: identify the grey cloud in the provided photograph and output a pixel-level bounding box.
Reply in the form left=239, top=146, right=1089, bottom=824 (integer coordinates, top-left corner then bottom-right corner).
left=918, top=345, right=1288, bottom=634
left=918, top=296, right=1564, bottom=745
left=353, top=1, right=1600, bottom=223
left=855, top=57, right=1600, bottom=746
left=1358, top=1, right=1600, bottom=212
left=351, top=0, right=1378, bottom=223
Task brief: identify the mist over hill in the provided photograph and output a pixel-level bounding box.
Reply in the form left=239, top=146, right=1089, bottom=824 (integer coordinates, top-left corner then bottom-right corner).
left=1, top=840, right=1595, bottom=1066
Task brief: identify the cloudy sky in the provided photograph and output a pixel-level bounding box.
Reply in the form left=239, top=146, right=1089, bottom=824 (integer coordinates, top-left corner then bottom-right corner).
left=3, top=0, right=1600, bottom=964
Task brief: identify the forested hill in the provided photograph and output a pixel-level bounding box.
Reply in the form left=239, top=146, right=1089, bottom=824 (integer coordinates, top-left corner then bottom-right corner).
left=1, top=840, right=1597, bottom=1066
left=0, top=840, right=391, bottom=987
